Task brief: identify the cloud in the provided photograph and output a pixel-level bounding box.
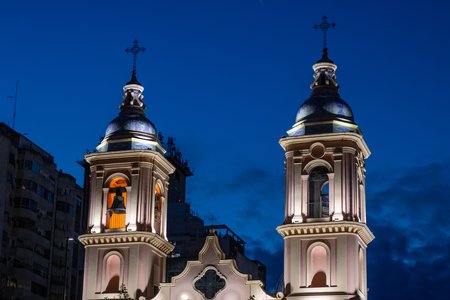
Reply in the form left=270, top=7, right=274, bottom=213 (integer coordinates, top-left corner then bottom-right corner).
left=231, top=161, right=450, bottom=297
left=188, top=166, right=286, bottom=290
left=191, top=166, right=284, bottom=231
left=188, top=161, right=450, bottom=298
left=367, top=161, right=450, bottom=299
left=246, top=246, right=284, bottom=292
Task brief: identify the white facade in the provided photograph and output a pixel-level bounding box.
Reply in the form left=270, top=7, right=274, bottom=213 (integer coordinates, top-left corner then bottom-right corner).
left=157, top=232, right=279, bottom=300
left=277, top=46, right=375, bottom=299
left=79, top=150, right=175, bottom=300
left=277, top=134, right=374, bottom=299
left=80, top=44, right=374, bottom=300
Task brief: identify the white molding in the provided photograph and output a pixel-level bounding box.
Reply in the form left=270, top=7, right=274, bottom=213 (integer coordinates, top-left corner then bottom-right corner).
left=276, top=221, right=375, bottom=246
left=280, top=132, right=370, bottom=159
left=78, top=231, right=174, bottom=255
left=303, top=159, right=333, bottom=173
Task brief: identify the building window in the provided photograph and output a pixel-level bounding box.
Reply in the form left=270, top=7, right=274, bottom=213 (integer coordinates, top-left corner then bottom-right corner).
left=14, top=197, right=38, bottom=212
left=308, top=166, right=330, bottom=218
left=193, top=266, right=226, bottom=300
left=6, top=171, right=13, bottom=184
left=56, top=201, right=74, bottom=215
left=31, top=281, right=47, bottom=297
left=6, top=277, right=17, bottom=288
left=19, top=159, right=41, bottom=174
left=12, top=217, right=35, bottom=231
left=106, top=177, right=128, bottom=229
left=2, top=231, right=9, bottom=248
left=8, top=153, right=16, bottom=166
left=33, top=262, right=49, bottom=279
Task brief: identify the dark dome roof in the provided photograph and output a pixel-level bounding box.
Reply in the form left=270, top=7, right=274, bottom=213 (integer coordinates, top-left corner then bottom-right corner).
left=105, top=110, right=157, bottom=140
left=296, top=90, right=354, bottom=123
left=96, top=81, right=163, bottom=153
left=288, top=49, right=360, bottom=137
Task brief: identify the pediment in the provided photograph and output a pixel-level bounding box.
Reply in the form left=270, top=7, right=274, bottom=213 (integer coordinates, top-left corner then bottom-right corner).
left=156, top=233, right=280, bottom=300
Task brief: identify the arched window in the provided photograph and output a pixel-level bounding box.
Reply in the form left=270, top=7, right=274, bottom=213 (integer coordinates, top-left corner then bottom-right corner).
left=153, top=183, right=163, bottom=235
left=155, top=183, right=162, bottom=212
left=104, top=254, right=121, bottom=293
left=308, top=167, right=329, bottom=218
left=107, top=177, right=128, bottom=229
left=309, top=245, right=329, bottom=287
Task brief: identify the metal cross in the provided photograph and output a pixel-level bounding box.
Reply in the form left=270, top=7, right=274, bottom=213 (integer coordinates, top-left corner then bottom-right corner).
left=125, top=40, right=146, bottom=74
left=313, top=16, right=336, bottom=49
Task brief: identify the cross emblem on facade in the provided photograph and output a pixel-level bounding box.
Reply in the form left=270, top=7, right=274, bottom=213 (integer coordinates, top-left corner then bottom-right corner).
left=194, top=268, right=226, bottom=299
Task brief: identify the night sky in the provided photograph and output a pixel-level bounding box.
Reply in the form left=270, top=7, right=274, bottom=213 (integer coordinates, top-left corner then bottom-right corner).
left=1, top=1, right=450, bottom=299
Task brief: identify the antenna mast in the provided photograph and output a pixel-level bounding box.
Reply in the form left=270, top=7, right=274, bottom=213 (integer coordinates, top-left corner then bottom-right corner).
left=6, top=80, right=19, bottom=129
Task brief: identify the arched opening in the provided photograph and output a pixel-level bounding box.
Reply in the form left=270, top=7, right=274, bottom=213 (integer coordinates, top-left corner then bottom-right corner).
left=104, top=254, right=121, bottom=293
left=153, top=183, right=162, bottom=235
left=107, top=177, right=128, bottom=229
left=309, top=245, right=329, bottom=287
left=358, top=247, right=364, bottom=291
left=308, top=166, right=329, bottom=218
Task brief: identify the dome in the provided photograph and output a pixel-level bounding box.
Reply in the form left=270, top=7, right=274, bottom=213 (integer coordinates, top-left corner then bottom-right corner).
left=295, top=92, right=354, bottom=123
left=96, top=80, right=163, bottom=153
left=105, top=110, right=157, bottom=139
left=287, top=49, right=360, bottom=137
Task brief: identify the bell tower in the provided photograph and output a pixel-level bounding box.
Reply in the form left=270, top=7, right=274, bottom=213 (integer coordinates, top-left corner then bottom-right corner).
left=277, top=17, right=374, bottom=300
left=79, top=41, right=175, bottom=300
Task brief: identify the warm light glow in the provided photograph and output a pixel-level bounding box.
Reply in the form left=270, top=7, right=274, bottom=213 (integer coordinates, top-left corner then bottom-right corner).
left=154, top=183, right=163, bottom=235
left=107, top=177, right=128, bottom=229
left=155, top=183, right=162, bottom=211
left=180, top=293, right=189, bottom=300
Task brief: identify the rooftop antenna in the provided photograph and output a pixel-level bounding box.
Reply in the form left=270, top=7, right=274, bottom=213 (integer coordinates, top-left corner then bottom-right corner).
left=209, top=215, right=216, bottom=227
left=313, top=16, right=336, bottom=49
left=6, top=80, right=19, bottom=129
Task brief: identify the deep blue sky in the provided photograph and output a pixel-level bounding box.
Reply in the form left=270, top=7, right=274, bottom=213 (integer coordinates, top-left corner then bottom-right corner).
left=1, top=1, right=450, bottom=298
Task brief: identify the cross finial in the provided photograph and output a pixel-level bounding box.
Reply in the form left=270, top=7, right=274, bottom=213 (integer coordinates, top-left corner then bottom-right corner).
left=313, top=16, right=336, bottom=49
left=125, top=40, right=145, bottom=82
left=209, top=215, right=216, bottom=227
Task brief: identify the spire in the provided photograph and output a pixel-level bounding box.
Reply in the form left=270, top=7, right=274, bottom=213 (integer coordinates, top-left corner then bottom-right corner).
left=96, top=40, right=164, bottom=153
left=313, top=16, right=335, bottom=52
left=125, top=40, right=146, bottom=85
left=311, top=17, right=338, bottom=91
left=121, top=40, right=146, bottom=111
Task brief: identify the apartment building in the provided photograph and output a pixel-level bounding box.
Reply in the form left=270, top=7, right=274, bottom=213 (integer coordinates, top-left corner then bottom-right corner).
left=0, top=123, right=85, bottom=300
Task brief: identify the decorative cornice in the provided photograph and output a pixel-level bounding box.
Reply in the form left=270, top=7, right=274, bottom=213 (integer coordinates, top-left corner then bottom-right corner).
left=280, top=132, right=370, bottom=159
left=276, top=221, right=375, bottom=246
left=78, top=231, right=174, bottom=255
left=85, top=150, right=176, bottom=175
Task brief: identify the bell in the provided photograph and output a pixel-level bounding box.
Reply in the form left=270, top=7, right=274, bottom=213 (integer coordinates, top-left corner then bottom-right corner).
left=108, top=188, right=126, bottom=214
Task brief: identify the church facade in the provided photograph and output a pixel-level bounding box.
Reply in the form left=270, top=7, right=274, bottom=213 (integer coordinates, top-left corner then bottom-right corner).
left=79, top=40, right=374, bottom=300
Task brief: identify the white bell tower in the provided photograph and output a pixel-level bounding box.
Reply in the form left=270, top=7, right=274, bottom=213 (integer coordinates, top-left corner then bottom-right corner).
left=277, top=19, right=374, bottom=299
left=79, top=41, right=175, bottom=300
